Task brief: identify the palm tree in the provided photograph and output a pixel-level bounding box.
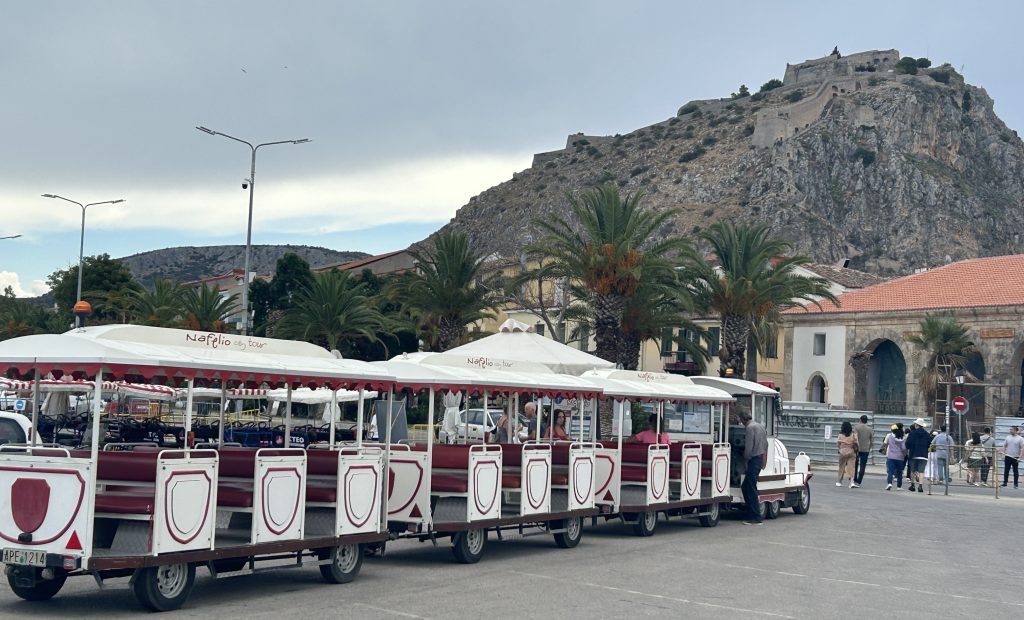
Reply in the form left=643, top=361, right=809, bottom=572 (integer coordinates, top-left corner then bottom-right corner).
left=0, top=301, right=65, bottom=340
left=180, top=284, right=239, bottom=332
left=620, top=272, right=710, bottom=372
left=275, top=270, right=385, bottom=352
left=682, top=222, right=837, bottom=378
left=388, top=231, right=497, bottom=351
left=128, top=279, right=183, bottom=327
left=88, top=284, right=143, bottom=324
left=527, top=184, right=687, bottom=368
left=907, top=314, right=976, bottom=410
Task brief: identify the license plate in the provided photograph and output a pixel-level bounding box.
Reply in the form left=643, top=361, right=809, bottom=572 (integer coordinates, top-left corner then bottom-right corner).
left=2, top=548, right=46, bottom=567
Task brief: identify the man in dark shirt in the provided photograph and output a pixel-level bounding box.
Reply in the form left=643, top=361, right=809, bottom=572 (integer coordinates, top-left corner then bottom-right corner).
left=740, top=411, right=768, bottom=525
left=904, top=419, right=931, bottom=493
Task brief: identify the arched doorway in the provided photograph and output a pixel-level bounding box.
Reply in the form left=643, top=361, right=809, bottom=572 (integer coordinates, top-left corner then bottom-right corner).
left=867, top=339, right=907, bottom=415
left=808, top=374, right=827, bottom=403
left=963, top=351, right=986, bottom=421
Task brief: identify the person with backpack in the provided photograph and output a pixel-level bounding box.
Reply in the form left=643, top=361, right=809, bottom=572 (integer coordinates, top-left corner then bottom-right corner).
left=965, top=431, right=984, bottom=486
left=905, top=419, right=931, bottom=493
left=882, top=425, right=907, bottom=490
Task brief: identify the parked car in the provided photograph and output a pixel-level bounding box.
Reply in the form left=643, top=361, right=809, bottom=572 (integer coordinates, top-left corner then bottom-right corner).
left=0, top=411, right=31, bottom=445
left=440, top=409, right=525, bottom=443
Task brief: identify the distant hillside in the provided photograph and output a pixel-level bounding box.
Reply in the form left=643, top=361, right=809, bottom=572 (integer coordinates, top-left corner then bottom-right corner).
left=123, top=245, right=369, bottom=287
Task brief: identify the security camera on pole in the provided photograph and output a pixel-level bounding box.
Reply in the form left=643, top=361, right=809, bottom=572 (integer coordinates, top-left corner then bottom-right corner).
left=195, top=126, right=311, bottom=335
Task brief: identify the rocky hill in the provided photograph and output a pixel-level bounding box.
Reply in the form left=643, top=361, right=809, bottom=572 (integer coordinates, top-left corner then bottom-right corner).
left=123, top=245, right=369, bottom=287
left=440, top=49, right=1024, bottom=276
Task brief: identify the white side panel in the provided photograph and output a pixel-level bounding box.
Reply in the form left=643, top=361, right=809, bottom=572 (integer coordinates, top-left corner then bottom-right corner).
left=594, top=448, right=620, bottom=510
left=337, top=448, right=383, bottom=536
left=712, top=444, right=731, bottom=498
left=387, top=452, right=429, bottom=524
left=646, top=446, right=670, bottom=505
left=467, top=447, right=501, bottom=522
left=153, top=451, right=218, bottom=555
left=519, top=449, right=550, bottom=516
left=0, top=452, right=94, bottom=560
left=568, top=445, right=595, bottom=511
left=252, top=450, right=306, bottom=544
left=679, top=445, right=702, bottom=501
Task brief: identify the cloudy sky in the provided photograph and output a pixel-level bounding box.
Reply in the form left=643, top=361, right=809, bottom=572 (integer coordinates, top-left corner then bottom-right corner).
left=2, top=1, right=1022, bottom=297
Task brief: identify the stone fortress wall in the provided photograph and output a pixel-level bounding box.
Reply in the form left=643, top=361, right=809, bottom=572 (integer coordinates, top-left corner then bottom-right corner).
left=531, top=49, right=902, bottom=165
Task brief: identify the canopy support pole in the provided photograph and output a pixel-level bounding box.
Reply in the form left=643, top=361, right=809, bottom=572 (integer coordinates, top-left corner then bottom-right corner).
left=590, top=397, right=597, bottom=443
left=426, top=388, right=435, bottom=526
left=30, top=366, right=40, bottom=446
left=218, top=385, right=227, bottom=446
left=381, top=389, right=394, bottom=532
left=90, top=369, right=104, bottom=461
left=184, top=378, right=194, bottom=454
left=483, top=390, right=489, bottom=443
left=512, top=393, right=519, bottom=443
left=462, top=391, right=467, bottom=445
left=577, top=397, right=584, bottom=443
left=356, top=388, right=365, bottom=448
left=615, top=399, right=623, bottom=453
left=329, top=387, right=339, bottom=450
left=284, top=384, right=293, bottom=447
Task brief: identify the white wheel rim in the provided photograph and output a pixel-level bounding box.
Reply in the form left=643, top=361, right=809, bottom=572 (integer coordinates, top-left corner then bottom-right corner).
left=156, top=564, right=187, bottom=599
left=709, top=502, right=719, bottom=519
left=801, top=489, right=809, bottom=509
left=644, top=511, right=656, bottom=529
left=567, top=518, right=580, bottom=540
left=334, top=545, right=358, bottom=573
left=467, top=530, right=484, bottom=554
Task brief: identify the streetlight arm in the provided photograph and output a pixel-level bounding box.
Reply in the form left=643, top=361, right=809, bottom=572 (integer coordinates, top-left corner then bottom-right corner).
left=255, top=138, right=312, bottom=150
left=41, top=194, right=84, bottom=209
left=196, top=126, right=255, bottom=151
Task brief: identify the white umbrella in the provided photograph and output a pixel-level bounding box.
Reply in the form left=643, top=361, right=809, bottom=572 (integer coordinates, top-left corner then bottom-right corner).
left=441, top=391, right=463, bottom=444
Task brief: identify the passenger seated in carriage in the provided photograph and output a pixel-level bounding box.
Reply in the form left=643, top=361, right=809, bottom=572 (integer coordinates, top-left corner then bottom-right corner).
left=630, top=414, right=669, bottom=444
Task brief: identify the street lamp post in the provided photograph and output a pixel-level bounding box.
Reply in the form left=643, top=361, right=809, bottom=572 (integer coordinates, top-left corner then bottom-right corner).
left=41, top=194, right=125, bottom=327
left=195, top=127, right=310, bottom=335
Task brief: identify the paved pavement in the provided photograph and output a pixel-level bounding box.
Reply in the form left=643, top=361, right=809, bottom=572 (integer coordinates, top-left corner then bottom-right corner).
left=1, top=474, right=1022, bottom=619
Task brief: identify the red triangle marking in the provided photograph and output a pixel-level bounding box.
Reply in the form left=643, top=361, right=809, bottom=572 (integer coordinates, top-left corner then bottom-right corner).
left=409, top=504, right=422, bottom=518
left=65, top=530, right=82, bottom=551
left=603, top=491, right=613, bottom=501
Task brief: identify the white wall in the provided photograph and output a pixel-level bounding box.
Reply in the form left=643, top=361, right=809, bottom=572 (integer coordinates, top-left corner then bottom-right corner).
left=792, top=325, right=847, bottom=406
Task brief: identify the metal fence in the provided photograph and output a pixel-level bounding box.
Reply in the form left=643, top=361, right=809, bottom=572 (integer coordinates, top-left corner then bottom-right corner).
left=777, top=402, right=917, bottom=465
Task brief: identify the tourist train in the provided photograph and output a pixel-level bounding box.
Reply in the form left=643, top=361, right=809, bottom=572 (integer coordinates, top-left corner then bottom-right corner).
left=0, top=325, right=811, bottom=611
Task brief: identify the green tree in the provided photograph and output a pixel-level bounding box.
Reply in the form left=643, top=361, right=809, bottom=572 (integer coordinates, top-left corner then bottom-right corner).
left=180, top=283, right=238, bottom=332
left=895, top=56, right=919, bottom=75
left=681, top=222, right=837, bottom=378
left=527, top=184, right=687, bottom=368
left=620, top=269, right=708, bottom=371
left=906, top=314, right=976, bottom=410
left=0, top=300, right=65, bottom=340
left=731, top=84, right=750, bottom=99
left=758, top=79, right=783, bottom=93
left=250, top=253, right=315, bottom=336
left=387, top=232, right=497, bottom=351
left=46, top=254, right=137, bottom=319
left=346, top=269, right=419, bottom=361
left=127, top=279, right=183, bottom=327
left=915, top=57, right=932, bottom=68
left=276, top=270, right=385, bottom=352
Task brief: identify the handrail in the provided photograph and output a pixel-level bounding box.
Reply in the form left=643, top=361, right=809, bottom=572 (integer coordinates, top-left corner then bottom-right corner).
left=569, top=441, right=598, bottom=451
left=0, top=444, right=71, bottom=457
left=469, top=443, right=502, bottom=454
left=338, top=445, right=384, bottom=457
left=157, top=448, right=219, bottom=462
left=522, top=442, right=552, bottom=452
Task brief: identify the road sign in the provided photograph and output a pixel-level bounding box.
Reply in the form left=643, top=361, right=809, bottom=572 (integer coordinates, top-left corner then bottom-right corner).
left=951, top=396, right=970, bottom=415
left=13, top=400, right=25, bottom=411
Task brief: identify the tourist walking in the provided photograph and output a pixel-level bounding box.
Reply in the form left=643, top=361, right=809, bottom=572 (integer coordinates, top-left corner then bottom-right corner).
left=980, top=427, right=995, bottom=485
left=905, top=419, right=931, bottom=493
left=882, top=425, right=907, bottom=490
left=852, top=415, right=873, bottom=488
left=836, top=421, right=859, bottom=487
left=739, top=410, right=768, bottom=525
left=931, top=425, right=954, bottom=484
left=965, top=431, right=984, bottom=486
left=1002, top=426, right=1024, bottom=488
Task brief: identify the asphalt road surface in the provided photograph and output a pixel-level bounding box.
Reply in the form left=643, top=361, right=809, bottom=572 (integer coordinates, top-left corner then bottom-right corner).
left=2, top=475, right=1021, bottom=619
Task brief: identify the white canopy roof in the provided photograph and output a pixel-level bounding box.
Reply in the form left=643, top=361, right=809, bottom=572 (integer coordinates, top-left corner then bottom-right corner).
left=581, top=369, right=734, bottom=403
left=445, top=318, right=614, bottom=376
left=690, top=376, right=779, bottom=397
left=0, top=325, right=394, bottom=390
left=383, top=351, right=602, bottom=398
left=0, top=377, right=177, bottom=401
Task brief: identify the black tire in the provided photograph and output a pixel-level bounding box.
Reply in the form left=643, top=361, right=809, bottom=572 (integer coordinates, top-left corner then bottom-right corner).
left=698, top=501, right=721, bottom=528
left=553, top=517, right=583, bottom=549
left=766, top=500, right=782, bottom=520
left=451, top=529, right=486, bottom=564
left=758, top=500, right=769, bottom=521
left=318, top=544, right=363, bottom=584
left=132, top=563, right=196, bottom=612
left=632, top=510, right=657, bottom=537
left=7, top=567, right=67, bottom=601
left=792, top=484, right=811, bottom=515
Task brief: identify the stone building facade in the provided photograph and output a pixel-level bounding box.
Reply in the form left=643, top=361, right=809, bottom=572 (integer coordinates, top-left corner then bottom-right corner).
left=783, top=255, right=1024, bottom=425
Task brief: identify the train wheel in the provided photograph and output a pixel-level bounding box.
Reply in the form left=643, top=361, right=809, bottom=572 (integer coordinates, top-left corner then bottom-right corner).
left=792, top=485, right=811, bottom=515
left=7, top=567, right=67, bottom=601
left=132, top=563, right=196, bottom=612
left=632, top=510, right=658, bottom=537
left=766, top=500, right=781, bottom=520
left=758, top=501, right=769, bottom=521
left=319, top=543, right=363, bottom=584
left=553, top=517, right=583, bottom=549
left=452, top=529, right=486, bottom=564
left=698, top=502, right=720, bottom=528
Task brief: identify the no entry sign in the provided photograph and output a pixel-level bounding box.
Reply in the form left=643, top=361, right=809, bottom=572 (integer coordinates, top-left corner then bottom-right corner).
left=951, top=396, right=970, bottom=414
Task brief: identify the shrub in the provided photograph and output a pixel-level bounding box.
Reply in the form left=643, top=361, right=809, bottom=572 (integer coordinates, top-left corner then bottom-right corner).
left=708, top=116, right=724, bottom=127
left=758, top=79, right=783, bottom=93
left=682, top=129, right=695, bottom=139
left=850, top=147, right=876, bottom=167
left=702, top=208, right=714, bottom=217
left=677, top=102, right=699, bottom=116
left=701, top=136, right=717, bottom=146
left=895, top=57, right=919, bottom=75
left=586, top=145, right=601, bottom=157
left=629, top=165, right=650, bottom=177
left=930, top=70, right=951, bottom=84
left=731, top=84, right=750, bottom=99
left=678, top=147, right=706, bottom=162
left=867, top=77, right=881, bottom=87
left=750, top=92, right=764, bottom=102
left=743, top=124, right=755, bottom=137
left=784, top=90, right=804, bottom=103
left=916, top=57, right=932, bottom=68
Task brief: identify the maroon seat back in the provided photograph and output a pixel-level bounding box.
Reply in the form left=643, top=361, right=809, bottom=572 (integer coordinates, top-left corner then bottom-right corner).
left=499, top=443, right=523, bottom=466
left=701, top=444, right=714, bottom=460
left=95, top=451, right=160, bottom=482
left=431, top=445, right=471, bottom=469
left=620, top=443, right=651, bottom=464
left=218, top=448, right=258, bottom=478
left=550, top=443, right=571, bottom=465
left=307, top=450, right=339, bottom=476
